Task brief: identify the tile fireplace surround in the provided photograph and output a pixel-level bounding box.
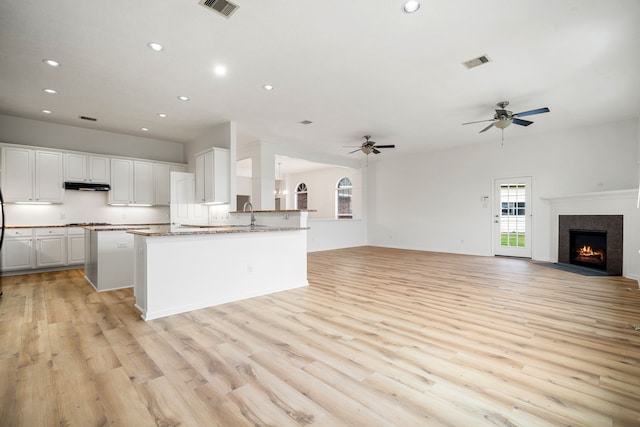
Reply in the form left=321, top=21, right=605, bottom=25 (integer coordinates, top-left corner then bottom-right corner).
left=546, top=189, right=638, bottom=282
left=558, top=215, right=623, bottom=276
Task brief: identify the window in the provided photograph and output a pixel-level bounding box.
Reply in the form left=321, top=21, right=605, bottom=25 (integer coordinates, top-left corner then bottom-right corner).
left=336, top=177, right=352, bottom=219
left=501, top=201, right=525, bottom=216
left=295, top=182, right=308, bottom=210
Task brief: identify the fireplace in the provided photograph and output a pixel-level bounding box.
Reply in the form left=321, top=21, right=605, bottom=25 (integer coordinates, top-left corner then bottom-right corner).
left=558, top=215, right=623, bottom=276
left=569, top=229, right=606, bottom=270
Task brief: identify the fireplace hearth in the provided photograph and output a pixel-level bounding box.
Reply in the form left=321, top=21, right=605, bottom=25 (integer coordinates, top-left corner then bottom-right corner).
left=569, top=229, right=606, bottom=270
left=558, top=215, right=622, bottom=276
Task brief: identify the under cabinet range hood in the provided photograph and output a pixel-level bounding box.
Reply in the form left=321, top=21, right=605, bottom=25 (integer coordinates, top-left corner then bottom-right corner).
left=64, top=182, right=111, bottom=191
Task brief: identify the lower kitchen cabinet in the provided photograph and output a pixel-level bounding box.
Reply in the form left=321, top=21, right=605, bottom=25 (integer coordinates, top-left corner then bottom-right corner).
left=1, top=229, right=35, bottom=271
left=35, top=228, right=67, bottom=268
left=1, top=227, right=85, bottom=274
left=67, top=227, right=85, bottom=265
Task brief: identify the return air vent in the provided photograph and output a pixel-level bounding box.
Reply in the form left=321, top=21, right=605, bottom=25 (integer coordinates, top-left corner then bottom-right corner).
left=198, top=0, right=239, bottom=18
left=462, top=55, right=491, bottom=69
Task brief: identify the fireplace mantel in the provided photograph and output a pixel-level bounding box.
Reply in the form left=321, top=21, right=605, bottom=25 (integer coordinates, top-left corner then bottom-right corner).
left=542, top=189, right=637, bottom=202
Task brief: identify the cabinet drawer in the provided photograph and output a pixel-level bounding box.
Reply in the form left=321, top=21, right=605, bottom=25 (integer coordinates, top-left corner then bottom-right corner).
left=5, top=228, right=33, bottom=237
left=67, top=227, right=85, bottom=235
left=35, top=228, right=66, bottom=237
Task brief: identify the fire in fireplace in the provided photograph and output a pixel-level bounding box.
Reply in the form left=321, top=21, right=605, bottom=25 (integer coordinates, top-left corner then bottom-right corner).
left=569, top=229, right=607, bottom=270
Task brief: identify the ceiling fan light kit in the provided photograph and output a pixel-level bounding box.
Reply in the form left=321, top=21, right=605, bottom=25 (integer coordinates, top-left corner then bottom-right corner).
left=462, top=101, right=550, bottom=134
left=345, top=135, right=396, bottom=156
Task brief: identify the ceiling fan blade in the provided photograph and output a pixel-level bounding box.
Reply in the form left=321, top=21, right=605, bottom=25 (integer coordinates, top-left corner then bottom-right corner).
left=514, top=107, right=550, bottom=117
left=462, top=118, right=494, bottom=125
left=374, top=145, right=395, bottom=149
left=348, top=148, right=361, bottom=154
left=372, top=148, right=381, bottom=154
left=479, top=123, right=495, bottom=133
left=512, top=118, right=533, bottom=127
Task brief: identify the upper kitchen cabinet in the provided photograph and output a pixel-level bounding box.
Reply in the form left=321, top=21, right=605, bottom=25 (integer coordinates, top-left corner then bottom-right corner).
left=0, top=146, right=64, bottom=203
left=195, top=148, right=230, bottom=204
left=153, top=163, right=187, bottom=206
left=64, top=153, right=110, bottom=183
left=109, top=159, right=153, bottom=205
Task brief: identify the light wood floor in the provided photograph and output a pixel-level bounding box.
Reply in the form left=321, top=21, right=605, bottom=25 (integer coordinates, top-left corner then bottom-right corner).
left=1, top=247, right=639, bottom=426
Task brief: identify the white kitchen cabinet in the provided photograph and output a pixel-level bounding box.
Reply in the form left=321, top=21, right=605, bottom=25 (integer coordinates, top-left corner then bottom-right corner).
left=133, top=161, right=153, bottom=204
left=64, top=153, right=110, bottom=183
left=67, top=227, right=85, bottom=265
left=195, top=148, right=230, bottom=204
left=1, top=228, right=35, bottom=271
left=35, top=228, right=67, bottom=268
left=109, top=159, right=153, bottom=205
left=153, top=163, right=187, bottom=206
left=0, top=147, right=63, bottom=203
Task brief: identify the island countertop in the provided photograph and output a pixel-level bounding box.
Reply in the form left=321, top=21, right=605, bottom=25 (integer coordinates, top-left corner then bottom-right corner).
left=127, top=225, right=309, bottom=237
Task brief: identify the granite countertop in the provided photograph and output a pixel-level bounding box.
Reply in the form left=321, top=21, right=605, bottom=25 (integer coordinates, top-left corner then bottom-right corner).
left=229, top=209, right=317, bottom=213
left=5, top=223, right=170, bottom=229
left=128, top=225, right=309, bottom=237
left=85, top=225, right=153, bottom=231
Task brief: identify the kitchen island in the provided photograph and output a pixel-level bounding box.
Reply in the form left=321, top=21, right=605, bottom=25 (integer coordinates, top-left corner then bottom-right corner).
left=84, top=225, right=153, bottom=291
left=129, top=225, right=309, bottom=320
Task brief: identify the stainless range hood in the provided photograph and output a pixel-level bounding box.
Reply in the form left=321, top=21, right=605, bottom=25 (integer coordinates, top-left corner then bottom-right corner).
left=64, top=182, right=111, bottom=191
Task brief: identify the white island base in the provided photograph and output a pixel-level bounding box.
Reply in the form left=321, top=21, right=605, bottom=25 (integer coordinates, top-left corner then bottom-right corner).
left=132, top=229, right=308, bottom=320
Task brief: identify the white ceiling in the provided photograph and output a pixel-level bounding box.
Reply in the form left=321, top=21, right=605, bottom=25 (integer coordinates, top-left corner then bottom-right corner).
left=1, top=0, right=639, bottom=159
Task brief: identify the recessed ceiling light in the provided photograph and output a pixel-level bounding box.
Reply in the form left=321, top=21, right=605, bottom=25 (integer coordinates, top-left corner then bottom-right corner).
left=147, top=42, right=163, bottom=52
left=177, top=95, right=190, bottom=101
left=157, top=113, right=168, bottom=118
left=213, top=65, right=227, bottom=76
left=43, top=59, right=60, bottom=67
left=402, top=0, right=420, bottom=13
left=263, top=84, right=274, bottom=91
left=141, top=127, right=150, bottom=132
left=43, top=88, right=58, bottom=94
left=41, top=109, right=52, bottom=114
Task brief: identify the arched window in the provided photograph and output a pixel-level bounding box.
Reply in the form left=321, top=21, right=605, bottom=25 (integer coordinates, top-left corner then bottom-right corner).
left=336, top=177, right=353, bottom=219
left=295, top=182, right=308, bottom=210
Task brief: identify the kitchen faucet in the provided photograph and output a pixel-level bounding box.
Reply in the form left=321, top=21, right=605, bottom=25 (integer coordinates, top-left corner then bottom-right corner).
left=243, top=202, right=256, bottom=226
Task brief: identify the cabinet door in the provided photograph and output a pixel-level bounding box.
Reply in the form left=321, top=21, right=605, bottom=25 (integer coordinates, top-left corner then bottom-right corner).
left=1, top=238, right=35, bottom=271
left=35, top=150, right=64, bottom=203
left=110, top=159, right=133, bottom=204
left=153, top=163, right=171, bottom=206
left=67, top=235, right=85, bottom=264
left=89, top=156, right=110, bottom=183
left=133, top=161, right=153, bottom=204
left=65, top=153, right=88, bottom=182
left=212, top=148, right=230, bottom=204
left=1, top=147, right=34, bottom=202
left=194, top=153, right=206, bottom=203
left=154, top=164, right=187, bottom=206
left=36, top=237, right=67, bottom=267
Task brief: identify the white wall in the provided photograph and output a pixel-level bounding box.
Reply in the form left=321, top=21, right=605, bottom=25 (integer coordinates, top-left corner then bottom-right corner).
left=0, top=114, right=184, bottom=163
left=368, top=119, right=639, bottom=264
left=307, top=219, right=367, bottom=252
left=3, top=190, right=169, bottom=226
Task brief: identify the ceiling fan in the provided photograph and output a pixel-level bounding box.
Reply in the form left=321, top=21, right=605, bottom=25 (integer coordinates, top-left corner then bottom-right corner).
left=462, top=101, right=550, bottom=133
left=346, top=135, right=395, bottom=155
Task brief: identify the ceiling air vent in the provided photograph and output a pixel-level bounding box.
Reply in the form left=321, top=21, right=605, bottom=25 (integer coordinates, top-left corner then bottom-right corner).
left=462, top=55, right=491, bottom=69
left=198, top=0, right=239, bottom=18
left=79, top=115, right=97, bottom=122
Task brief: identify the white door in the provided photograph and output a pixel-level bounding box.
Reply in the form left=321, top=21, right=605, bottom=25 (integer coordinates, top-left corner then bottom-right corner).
left=493, top=177, right=532, bottom=258
left=170, top=172, right=206, bottom=226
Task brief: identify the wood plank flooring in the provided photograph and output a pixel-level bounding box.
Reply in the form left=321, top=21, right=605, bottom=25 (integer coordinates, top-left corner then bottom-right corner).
left=1, top=246, right=639, bottom=426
